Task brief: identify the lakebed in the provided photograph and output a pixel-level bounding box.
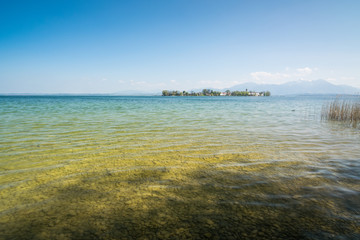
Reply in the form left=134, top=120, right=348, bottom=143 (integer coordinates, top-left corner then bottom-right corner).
left=0, top=95, right=359, bottom=239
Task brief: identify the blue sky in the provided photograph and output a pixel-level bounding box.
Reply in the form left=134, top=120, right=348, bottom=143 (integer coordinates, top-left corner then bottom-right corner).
left=0, top=0, right=359, bottom=93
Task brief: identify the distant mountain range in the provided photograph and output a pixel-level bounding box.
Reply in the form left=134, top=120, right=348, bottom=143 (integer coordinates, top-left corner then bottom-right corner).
left=193, top=79, right=360, bottom=96
left=112, top=90, right=158, bottom=96
left=3, top=80, right=356, bottom=96
left=110, top=79, right=359, bottom=96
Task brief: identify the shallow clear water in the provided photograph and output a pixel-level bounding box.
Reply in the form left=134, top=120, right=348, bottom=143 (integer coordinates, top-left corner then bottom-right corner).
left=0, top=95, right=359, bottom=239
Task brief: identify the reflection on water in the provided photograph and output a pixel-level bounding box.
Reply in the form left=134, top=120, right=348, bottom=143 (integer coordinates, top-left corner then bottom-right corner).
left=0, top=96, right=360, bottom=239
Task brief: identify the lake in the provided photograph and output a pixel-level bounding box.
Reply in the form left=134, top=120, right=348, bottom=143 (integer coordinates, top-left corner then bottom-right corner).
left=0, top=95, right=359, bottom=239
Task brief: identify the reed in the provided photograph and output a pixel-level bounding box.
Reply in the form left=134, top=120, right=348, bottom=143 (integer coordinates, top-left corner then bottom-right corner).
left=322, top=96, right=360, bottom=128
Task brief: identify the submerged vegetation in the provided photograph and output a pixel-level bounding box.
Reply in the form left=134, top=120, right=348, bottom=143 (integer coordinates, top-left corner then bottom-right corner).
left=322, top=96, right=360, bottom=128
left=1, top=96, right=360, bottom=239
left=162, top=89, right=271, bottom=97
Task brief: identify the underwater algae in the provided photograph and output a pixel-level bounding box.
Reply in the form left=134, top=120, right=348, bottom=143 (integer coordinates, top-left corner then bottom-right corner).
left=1, top=96, right=360, bottom=239
left=1, top=144, right=359, bottom=240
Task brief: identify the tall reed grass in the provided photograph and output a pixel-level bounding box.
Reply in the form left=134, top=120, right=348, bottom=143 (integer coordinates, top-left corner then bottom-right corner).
left=321, top=96, right=360, bottom=128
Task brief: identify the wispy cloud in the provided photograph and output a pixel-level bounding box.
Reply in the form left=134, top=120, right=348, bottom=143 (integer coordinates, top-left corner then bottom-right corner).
left=250, top=67, right=317, bottom=83
left=196, top=80, right=242, bottom=89
left=341, top=77, right=356, bottom=81
left=296, top=67, right=313, bottom=75
left=326, top=77, right=358, bottom=87
left=250, top=72, right=290, bottom=81
left=131, top=80, right=146, bottom=85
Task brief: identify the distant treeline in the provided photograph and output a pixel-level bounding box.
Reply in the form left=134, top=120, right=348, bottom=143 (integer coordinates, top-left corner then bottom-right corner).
left=162, top=89, right=271, bottom=97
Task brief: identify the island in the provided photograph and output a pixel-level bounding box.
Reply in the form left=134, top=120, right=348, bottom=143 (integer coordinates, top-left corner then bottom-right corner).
left=162, top=89, right=271, bottom=96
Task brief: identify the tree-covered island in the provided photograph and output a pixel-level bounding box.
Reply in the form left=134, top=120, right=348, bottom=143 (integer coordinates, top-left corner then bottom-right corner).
left=162, top=89, right=271, bottom=97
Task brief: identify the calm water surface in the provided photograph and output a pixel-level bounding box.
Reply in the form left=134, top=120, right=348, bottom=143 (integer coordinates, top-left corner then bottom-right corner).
left=0, top=96, right=359, bottom=239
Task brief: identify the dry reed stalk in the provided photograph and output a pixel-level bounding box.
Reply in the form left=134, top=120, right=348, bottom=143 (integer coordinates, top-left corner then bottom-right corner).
left=322, top=95, right=360, bottom=128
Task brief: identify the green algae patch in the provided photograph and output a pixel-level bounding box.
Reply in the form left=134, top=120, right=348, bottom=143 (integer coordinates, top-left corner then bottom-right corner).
left=1, top=147, right=360, bottom=239
left=1, top=96, right=360, bottom=239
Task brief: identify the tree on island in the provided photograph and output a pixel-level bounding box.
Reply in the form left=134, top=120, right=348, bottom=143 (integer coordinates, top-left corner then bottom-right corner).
left=162, top=89, right=270, bottom=97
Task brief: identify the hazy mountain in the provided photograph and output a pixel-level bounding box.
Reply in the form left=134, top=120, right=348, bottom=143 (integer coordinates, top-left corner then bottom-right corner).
left=111, top=80, right=359, bottom=96
left=226, top=79, right=360, bottom=95
left=112, top=90, right=160, bottom=96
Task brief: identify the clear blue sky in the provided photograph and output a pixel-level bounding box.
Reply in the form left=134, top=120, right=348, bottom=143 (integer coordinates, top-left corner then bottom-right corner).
left=1, top=0, right=359, bottom=93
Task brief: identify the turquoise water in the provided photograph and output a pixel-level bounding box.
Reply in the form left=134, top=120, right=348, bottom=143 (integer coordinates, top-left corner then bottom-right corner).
left=0, top=96, right=359, bottom=239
